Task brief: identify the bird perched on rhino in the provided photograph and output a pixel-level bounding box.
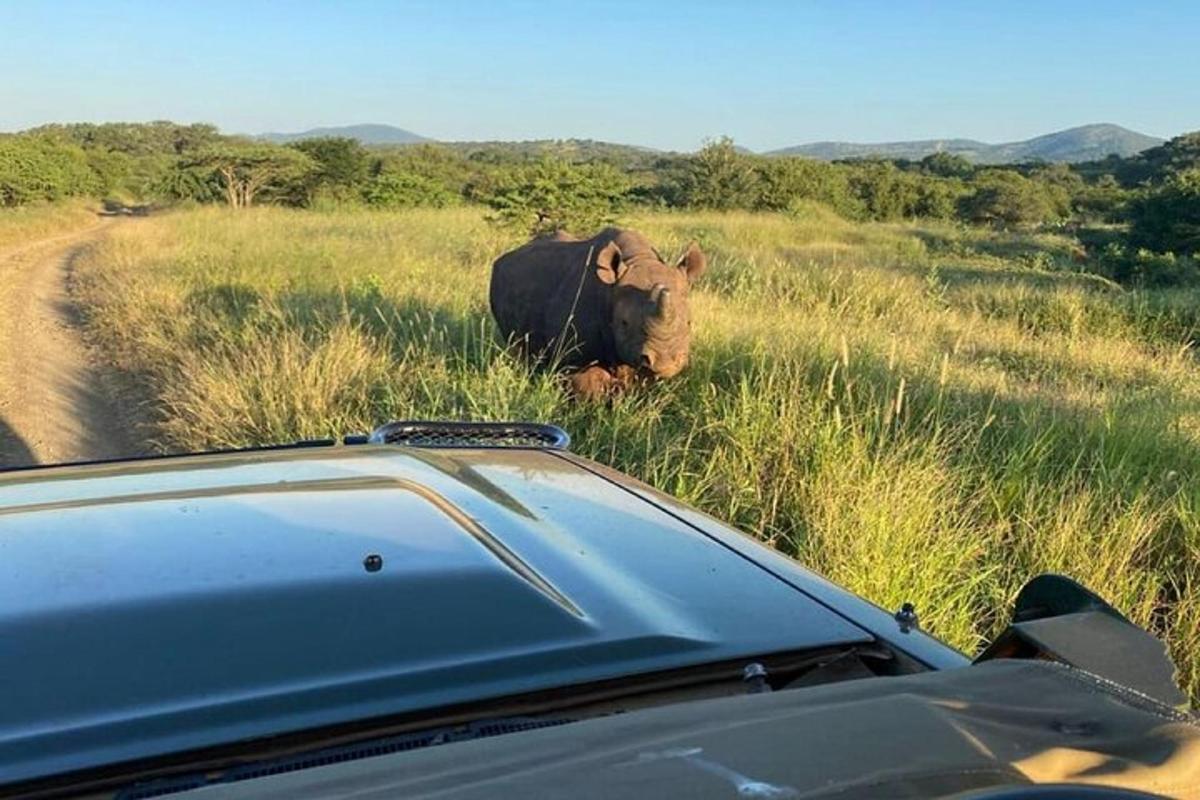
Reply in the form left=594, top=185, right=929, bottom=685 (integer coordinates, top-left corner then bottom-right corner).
left=489, top=228, right=706, bottom=397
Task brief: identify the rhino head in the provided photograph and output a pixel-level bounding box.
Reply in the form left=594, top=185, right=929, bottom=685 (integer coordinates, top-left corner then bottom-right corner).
left=594, top=239, right=706, bottom=379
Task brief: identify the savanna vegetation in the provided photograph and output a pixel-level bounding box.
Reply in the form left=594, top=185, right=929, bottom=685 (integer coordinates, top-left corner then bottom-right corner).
left=4, top=121, right=1200, bottom=701
left=0, top=199, right=98, bottom=252
left=3, top=122, right=1198, bottom=282
left=68, top=202, right=1200, bottom=702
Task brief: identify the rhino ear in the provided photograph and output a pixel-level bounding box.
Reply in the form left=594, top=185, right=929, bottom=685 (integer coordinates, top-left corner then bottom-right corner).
left=677, top=241, right=706, bottom=283
left=594, top=241, right=626, bottom=285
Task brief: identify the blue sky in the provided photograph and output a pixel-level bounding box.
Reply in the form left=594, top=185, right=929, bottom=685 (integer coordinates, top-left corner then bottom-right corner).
left=1, top=1, right=1197, bottom=151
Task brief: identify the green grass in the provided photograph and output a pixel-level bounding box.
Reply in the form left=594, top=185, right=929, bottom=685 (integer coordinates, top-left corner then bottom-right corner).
left=74, top=204, right=1200, bottom=703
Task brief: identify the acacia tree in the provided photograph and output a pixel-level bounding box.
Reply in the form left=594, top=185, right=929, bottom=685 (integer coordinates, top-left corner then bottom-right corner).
left=481, top=157, right=630, bottom=236
left=188, top=143, right=312, bottom=208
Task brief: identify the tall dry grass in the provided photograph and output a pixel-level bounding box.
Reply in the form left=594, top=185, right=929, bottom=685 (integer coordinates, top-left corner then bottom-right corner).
left=74, top=204, right=1200, bottom=702
left=0, top=200, right=98, bottom=252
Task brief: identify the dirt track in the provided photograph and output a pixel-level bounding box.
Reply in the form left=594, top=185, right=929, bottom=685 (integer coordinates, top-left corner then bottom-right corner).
left=0, top=217, right=141, bottom=468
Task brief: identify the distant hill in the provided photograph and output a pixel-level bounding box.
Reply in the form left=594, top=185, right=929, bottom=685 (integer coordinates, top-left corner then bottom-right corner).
left=767, top=124, right=1163, bottom=164
left=254, top=122, right=1164, bottom=163
left=258, top=124, right=429, bottom=145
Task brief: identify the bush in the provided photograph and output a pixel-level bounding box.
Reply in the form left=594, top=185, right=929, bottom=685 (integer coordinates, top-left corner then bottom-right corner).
left=958, top=169, right=1064, bottom=228
left=0, top=134, right=101, bottom=207
left=846, top=161, right=927, bottom=221
left=670, top=137, right=761, bottom=210
left=1095, top=242, right=1200, bottom=287
left=289, top=137, right=370, bottom=205
left=362, top=171, right=459, bottom=209
left=377, top=144, right=476, bottom=199
left=912, top=177, right=967, bottom=219
left=754, top=158, right=866, bottom=218
left=479, top=157, right=630, bottom=236
left=1127, top=169, right=1200, bottom=256
left=920, top=152, right=973, bottom=179
left=27, top=121, right=222, bottom=157
left=1074, top=174, right=1129, bottom=223
left=1028, top=163, right=1080, bottom=219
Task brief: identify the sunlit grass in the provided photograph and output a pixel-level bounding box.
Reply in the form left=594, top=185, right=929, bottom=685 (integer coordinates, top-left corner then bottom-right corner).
left=0, top=200, right=97, bottom=251
left=74, top=204, right=1200, bottom=702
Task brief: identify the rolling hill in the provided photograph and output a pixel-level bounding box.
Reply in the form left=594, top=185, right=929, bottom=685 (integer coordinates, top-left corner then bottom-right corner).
left=258, top=124, right=429, bottom=145
left=767, top=124, right=1163, bottom=163
left=254, top=122, right=1165, bottom=164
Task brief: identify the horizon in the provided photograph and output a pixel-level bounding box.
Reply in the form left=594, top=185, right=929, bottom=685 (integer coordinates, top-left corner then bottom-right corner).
left=2, top=1, right=1198, bottom=151
left=4, top=116, right=1185, bottom=157
left=250, top=120, right=1172, bottom=152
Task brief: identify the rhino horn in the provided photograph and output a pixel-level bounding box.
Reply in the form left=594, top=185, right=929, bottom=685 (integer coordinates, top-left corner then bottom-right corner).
left=653, top=287, right=675, bottom=322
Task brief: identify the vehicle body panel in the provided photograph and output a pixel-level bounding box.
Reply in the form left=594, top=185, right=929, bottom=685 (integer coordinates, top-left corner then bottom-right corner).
left=1, top=445, right=885, bottom=784
left=555, top=452, right=971, bottom=671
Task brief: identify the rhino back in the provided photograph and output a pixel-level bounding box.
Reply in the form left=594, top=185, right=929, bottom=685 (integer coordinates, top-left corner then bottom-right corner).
left=489, top=235, right=613, bottom=366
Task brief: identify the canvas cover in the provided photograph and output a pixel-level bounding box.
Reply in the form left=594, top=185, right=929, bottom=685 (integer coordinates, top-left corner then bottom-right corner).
left=188, top=660, right=1200, bottom=800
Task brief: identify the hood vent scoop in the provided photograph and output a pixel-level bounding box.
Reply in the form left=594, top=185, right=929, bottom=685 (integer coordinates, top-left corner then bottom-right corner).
left=365, top=421, right=570, bottom=450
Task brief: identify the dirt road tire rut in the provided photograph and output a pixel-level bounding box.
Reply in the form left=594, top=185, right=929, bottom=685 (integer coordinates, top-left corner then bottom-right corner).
left=0, top=218, right=142, bottom=468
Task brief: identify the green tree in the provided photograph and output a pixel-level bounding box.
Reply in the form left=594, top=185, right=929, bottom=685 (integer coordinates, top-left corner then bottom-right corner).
left=1075, top=174, right=1129, bottom=223
left=480, top=157, right=630, bottom=236
left=754, top=157, right=865, bottom=218
left=153, top=161, right=223, bottom=204
left=1128, top=169, right=1200, bottom=255
left=920, top=152, right=973, bottom=179
left=958, top=170, right=1061, bottom=228
left=27, top=121, right=222, bottom=157
left=847, top=161, right=922, bottom=221
left=373, top=143, right=476, bottom=201
left=361, top=172, right=459, bottom=209
left=84, top=148, right=134, bottom=197
left=1028, top=163, right=1081, bottom=219
left=185, top=143, right=313, bottom=208
left=1115, top=131, right=1200, bottom=186
left=912, top=177, right=967, bottom=220
left=672, top=137, right=760, bottom=210
left=0, top=134, right=100, bottom=206
left=289, top=137, right=369, bottom=203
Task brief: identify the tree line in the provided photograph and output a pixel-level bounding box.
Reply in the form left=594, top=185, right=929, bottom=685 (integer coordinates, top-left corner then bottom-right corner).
left=2, top=121, right=1197, bottom=283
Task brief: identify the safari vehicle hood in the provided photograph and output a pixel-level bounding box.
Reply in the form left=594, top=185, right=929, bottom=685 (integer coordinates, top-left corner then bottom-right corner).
left=0, top=442, right=897, bottom=788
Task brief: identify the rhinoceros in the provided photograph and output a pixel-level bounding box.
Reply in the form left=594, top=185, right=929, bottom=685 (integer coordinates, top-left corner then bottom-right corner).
left=489, top=228, right=706, bottom=393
